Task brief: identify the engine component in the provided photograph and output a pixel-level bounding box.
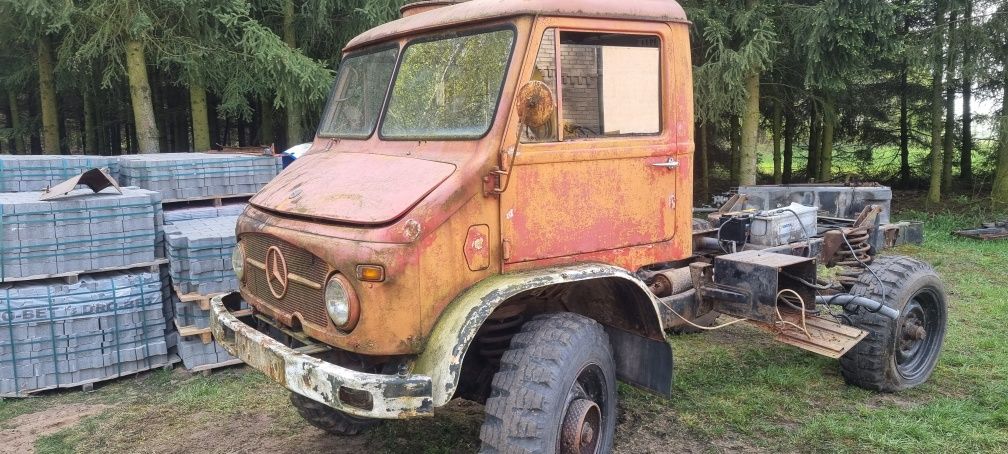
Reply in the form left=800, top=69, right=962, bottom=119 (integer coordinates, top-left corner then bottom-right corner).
left=748, top=203, right=818, bottom=247
left=822, top=205, right=883, bottom=287
left=715, top=214, right=752, bottom=248
left=475, top=303, right=527, bottom=362
left=648, top=267, right=692, bottom=297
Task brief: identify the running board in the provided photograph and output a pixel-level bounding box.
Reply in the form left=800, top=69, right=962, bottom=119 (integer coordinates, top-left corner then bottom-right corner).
left=757, top=316, right=868, bottom=359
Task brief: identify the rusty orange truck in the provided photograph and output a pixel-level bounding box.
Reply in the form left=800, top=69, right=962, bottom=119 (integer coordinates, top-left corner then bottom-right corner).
left=211, top=1, right=947, bottom=452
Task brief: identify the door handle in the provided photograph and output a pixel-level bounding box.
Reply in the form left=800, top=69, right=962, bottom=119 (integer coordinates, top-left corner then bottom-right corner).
left=651, top=158, right=680, bottom=169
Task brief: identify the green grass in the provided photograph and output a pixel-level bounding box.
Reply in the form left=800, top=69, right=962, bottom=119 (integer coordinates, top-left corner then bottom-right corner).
left=616, top=204, right=1008, bottom=453
left=3, top=204, right=1007, bottom=453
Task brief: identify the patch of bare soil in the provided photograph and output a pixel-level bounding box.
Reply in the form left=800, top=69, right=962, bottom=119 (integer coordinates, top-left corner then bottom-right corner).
left=614, top=404, right=766, bottom=454
left=0, top=403, right=109, bottom=454
left=164, top=413, right=371, bottom=454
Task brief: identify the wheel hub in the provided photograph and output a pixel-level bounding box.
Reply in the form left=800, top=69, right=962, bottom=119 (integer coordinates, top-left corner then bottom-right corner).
left=560, top=398, right=601, bottom=454
left=903, top=320, right=926, bottom=341
left=894, top=290, right=944, bottom=381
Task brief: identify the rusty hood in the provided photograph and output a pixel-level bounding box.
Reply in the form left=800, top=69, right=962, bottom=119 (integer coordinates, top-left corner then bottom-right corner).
left=250, top=151, right=456, bottom=225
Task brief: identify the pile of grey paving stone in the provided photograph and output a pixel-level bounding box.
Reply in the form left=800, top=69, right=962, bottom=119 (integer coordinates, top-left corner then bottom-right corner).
left=0, top=188, right=161, bottom=281
left=171, top=292, right=244, bottom=370
left=0, top=270, right=169, bottom=396
left=0, top=155, right=119, bottom=192
left=164, top=215, right=239, bottom=296
left=161, top=205, right=246, bottom=370
left=0, top=151, right=283, bottom=391
left=117, top=153, right=280, bottom=202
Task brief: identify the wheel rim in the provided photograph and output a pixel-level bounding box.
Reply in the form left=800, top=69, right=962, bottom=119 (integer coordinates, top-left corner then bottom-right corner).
left=558, top=364, right=608, bottom=454
left=895, top=288, right=944, bottom=381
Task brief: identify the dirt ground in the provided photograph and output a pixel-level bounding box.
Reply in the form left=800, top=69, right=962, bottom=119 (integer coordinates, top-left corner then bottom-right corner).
left=0, top=365, right=766, bottom=454
left=0, top=404, right=108, bottom=454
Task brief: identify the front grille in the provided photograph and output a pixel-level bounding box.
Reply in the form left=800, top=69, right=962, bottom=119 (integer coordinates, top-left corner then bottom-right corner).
left=243, top=234, right=330, bottom=327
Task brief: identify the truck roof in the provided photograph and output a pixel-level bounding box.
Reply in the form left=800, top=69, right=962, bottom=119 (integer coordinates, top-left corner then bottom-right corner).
left=345, top=0, right=688, bottom=51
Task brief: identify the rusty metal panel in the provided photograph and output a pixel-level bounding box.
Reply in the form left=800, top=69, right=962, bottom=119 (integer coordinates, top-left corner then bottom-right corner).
left=236, top=208, right=424, bottom=355
left=768, top=315, right=868, bottom=359
left=738, top=183, right=894, bottom=224
left=498, top=18, right=692, bottom=269
left=502, top=150, right=680, bottom=262
left=250, top=152, right=456, bottom=225
left=706, top=250, right=816, bottom=323
left=347, top=0, right=688, bottom=51
left=412, top=262, right=667, bottom=407
left=953, top=221, right=1008, bottom=240
left=243, top=234, right=330, bottom=327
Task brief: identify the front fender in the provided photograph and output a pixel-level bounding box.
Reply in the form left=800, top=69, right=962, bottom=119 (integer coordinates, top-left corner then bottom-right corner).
left=413, top=262, right=672, bottom=407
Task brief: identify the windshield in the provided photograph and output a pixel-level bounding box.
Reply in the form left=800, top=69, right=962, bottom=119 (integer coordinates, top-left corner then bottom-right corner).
left=380, top=29, right=515, bottom=139
left=319, top=47, right=398, bottom=138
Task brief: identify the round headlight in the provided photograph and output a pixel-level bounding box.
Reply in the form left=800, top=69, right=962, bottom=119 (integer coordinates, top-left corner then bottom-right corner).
left=231, top=243, right=246, bottom=281
left=325, top=274, right=358, bottom=330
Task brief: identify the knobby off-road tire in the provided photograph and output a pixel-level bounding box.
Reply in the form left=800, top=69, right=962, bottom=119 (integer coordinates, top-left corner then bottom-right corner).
left=289, top=392, right=381, bottom=436
left=839, top=255, right=948, bottom=392
left=480, top=312, right=617, bottom=454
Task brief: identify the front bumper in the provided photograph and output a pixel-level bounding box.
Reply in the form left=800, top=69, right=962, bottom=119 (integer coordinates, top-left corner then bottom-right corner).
left=209, top=294, right=434, bottom=419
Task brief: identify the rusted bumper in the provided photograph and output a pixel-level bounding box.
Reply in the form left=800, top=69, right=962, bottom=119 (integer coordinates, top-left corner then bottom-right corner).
left=209, top=294, right=434, bottom=419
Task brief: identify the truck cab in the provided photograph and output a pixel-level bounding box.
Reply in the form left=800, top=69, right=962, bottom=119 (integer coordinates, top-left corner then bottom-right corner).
left=212, top=1, right=947, bottom=452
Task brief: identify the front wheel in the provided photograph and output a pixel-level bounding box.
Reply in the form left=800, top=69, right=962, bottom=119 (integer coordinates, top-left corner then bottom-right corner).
left=480, top=312, right=617, bottom=454
left=839, top=255, right=948, bottom=392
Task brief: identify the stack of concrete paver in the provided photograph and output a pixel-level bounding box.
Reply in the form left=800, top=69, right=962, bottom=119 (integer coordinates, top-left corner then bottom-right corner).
left=172, top=294, right=245, bottom=370
left=164, top=216, right=239, bottom=295
left=0, top=270, right=169, bottom=396
left=163, top=203, right=246, bottom=223
left=0, top=155, right=119, bottom=193
left=164, top=214, right=245, bottom=370
left=117, top=153, right=280, bottom=202
left=0, top=188, right=161, bottom=281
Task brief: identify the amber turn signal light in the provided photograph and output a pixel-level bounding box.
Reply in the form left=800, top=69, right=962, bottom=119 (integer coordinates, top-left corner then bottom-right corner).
left=355, top=265, right=385, bottom=282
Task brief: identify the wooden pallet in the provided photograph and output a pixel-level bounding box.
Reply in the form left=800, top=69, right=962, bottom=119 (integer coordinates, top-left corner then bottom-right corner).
left=174, top=309, right=251, bottom=345
left=188, top=358, right=245, bottom=376
left=173, top=287, right=225, bottom=311
left=161, top=194, right=255, bottom=208
left=0, top=259, right=168, bottom=285
left=0, top=358, right=174, bottom=398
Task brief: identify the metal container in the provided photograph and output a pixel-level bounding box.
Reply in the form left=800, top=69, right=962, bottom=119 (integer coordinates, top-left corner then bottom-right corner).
left=738, top=183, right=893, bottom=224
left=749, top=203, right=818, bottom=247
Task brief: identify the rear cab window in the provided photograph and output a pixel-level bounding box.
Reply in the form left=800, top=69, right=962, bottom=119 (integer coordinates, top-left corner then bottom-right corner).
left=522, top=29, right=662, bottom=143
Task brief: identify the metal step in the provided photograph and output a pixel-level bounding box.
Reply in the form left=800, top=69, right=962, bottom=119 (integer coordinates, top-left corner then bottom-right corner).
left=768, top=315, right=868, bottom=359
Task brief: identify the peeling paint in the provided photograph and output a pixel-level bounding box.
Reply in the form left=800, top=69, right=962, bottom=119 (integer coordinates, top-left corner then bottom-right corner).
left=210, top=296, right=434, bottom=419
left=412, top=262, right=668, bottom=407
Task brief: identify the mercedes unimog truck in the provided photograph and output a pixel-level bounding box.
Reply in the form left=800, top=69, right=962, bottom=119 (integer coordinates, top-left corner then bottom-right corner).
left=210, top=1, right=948, bottom=452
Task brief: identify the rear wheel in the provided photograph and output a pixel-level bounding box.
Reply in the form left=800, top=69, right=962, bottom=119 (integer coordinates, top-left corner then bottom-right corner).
left=480, top=312, right=616, bottom=454
left=839, top=255, right=948, bottom=392
left=289, top=392, right=381, bottom=436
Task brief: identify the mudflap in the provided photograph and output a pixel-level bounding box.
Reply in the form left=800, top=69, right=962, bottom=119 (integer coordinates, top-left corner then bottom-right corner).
left=604, top=326, right=673, bottom=397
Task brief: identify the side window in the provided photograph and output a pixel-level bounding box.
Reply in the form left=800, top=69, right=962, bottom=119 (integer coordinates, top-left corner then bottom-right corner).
left=521, top=29, right=661, bottom=143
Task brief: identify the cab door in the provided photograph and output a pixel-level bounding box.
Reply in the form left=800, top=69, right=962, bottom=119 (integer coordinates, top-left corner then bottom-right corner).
left=498, top=22, right=691, bottom=270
